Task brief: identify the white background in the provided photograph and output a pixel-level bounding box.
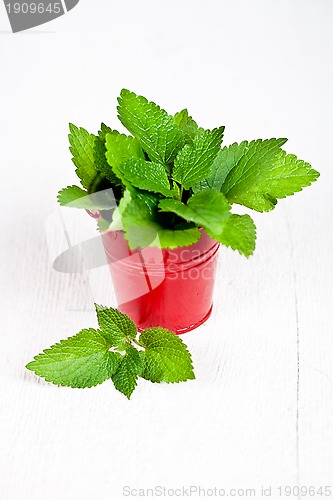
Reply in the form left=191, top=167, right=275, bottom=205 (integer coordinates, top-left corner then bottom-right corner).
left=0, top=1, right=332, bottom=499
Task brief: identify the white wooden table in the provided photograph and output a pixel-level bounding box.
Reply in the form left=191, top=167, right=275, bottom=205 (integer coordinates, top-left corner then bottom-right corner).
left=1, top=1, right=332, bottom=498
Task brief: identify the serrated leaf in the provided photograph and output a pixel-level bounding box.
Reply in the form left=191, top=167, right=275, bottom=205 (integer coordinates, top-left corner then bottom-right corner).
left=219, top=139, right=319, bottom=212
left=174, top=109, right=200, bottom=143
left=159, top=189, right=231, bottom=236
left=94, top=124, right=122, bottom=186
left=57, top=185, right=87, bottom=206
left=139, top=328, right=195, bottom=383
left=172, top=127, right=224, bottom=189
left=26, top=328, right=122, bottom=388
left=105, top=189, right=132, bottom=231
left=111, top=346, right=143, bottom=399
left=97, top=217, right=112, bottom=232
left=99, top=123, right=112, bottom=139
left=57, top=185, right=115, bottom=210
left=255, top=149, right=319, bottom=198
left=117, top=158, right=174, bottom=197
left=194, top=141, right=249, bottom=192
left=95, top=304, right=137, bottom=346
left=68, top=124, right=98, bottom=190
left=105, top=130, right=145, bottom=183
left=117, top=89, right=184, bottom=164
left=154, top=226, right=201, bottom=249
left=212, top=214, right=256, bottom=257
left=122, top=191, right=201, bottom=249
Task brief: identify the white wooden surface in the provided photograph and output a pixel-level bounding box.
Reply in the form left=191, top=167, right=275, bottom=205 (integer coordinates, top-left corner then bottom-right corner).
left=0, top=1, right=332, bottom=498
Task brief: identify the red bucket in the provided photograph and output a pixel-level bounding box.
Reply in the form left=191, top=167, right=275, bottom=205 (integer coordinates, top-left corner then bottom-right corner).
left=100, top=227, right=220, bottom=334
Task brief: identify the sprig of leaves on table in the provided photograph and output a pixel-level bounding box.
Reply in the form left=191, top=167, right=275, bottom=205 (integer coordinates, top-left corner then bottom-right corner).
left=26, top=305, right=194, bottom=399
left=58, top=89, right=319, bottom=257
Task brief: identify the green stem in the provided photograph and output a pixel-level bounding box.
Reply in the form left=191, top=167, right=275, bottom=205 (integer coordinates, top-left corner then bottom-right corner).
left=88, top=172, right=104, bottom=194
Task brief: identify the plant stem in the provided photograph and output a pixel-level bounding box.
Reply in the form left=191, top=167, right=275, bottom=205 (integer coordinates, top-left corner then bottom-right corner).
left=132, top=338, right=144, bottom=349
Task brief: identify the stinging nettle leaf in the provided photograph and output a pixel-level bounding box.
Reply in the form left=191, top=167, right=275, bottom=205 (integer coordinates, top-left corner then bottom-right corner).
left=26, top=328, right=122, bottom=389
left=117, top=89, right=184, bottom=164
left=139, top=328, right=195, bottom=383
left=172, top=127, right=224, bottom=189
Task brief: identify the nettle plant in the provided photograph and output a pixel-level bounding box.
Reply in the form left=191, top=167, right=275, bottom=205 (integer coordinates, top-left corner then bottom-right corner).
left=58, top=89, right=319, bottom=256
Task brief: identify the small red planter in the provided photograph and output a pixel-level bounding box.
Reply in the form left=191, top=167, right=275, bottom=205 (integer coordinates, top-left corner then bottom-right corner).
left=100, top=228, right=220, bottom=334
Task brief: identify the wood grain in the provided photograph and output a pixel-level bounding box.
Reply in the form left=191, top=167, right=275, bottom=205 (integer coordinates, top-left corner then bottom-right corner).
left=1, top=1, right=332, bottom=498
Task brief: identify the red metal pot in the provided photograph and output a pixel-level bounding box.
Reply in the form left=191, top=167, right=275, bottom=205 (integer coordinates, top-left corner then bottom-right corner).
left=100, top=227, right=220, bottom=334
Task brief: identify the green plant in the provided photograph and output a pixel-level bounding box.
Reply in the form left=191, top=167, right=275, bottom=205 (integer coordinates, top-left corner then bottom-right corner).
left=58, top=89, right=319, bottom=256
left=26, top=305, right=194, bottom=399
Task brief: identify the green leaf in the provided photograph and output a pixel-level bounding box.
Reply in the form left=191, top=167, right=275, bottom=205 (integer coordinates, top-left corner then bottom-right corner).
left=57, top=185, right=115, bottom=210
left=139, top=328, right=195, bottom=383
left=99, top=122, right=112, bottom=138
left=117, top=89, right=184, bottom=164
left=174, top=109, right=200, bottom=143
left=68, top=124, right=98, bottom=190
left=57, top=185, right=87, bottom=205
left=213, top=214, right=256, bottom=257
left=159, top=189, right=231, bottom=236
left=97, top=217, right=112, bottom=232
left=26, top=304, right=196, bottom=398
left=172, top=127, right=224, bottom=189
left=256, top=149, right=319, bottom=198
left=111, top=346, right=143, bottom=399
left=154, top=227, right=201, bottom=249
left=105, top=188, right=132, bottom=231
left=117, top=158, right=174, bottom=197
left=94, top=124, right=122, bottom=186
left=105, top=130, right=145, bottom=182
left=26, top=328, right=122, bottom=388
left=194, top=141, right=249, bottom=192
left=95, top=304, right=137, bottom=347
left=122, top=191, right=201, bottom=249
left=219, top=139, right=319, bottom=212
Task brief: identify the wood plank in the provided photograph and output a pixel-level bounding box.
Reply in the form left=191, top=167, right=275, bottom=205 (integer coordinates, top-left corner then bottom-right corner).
left=287, top=190, right=333, bottom=487
left=0, top=202, right=300, bottom=499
